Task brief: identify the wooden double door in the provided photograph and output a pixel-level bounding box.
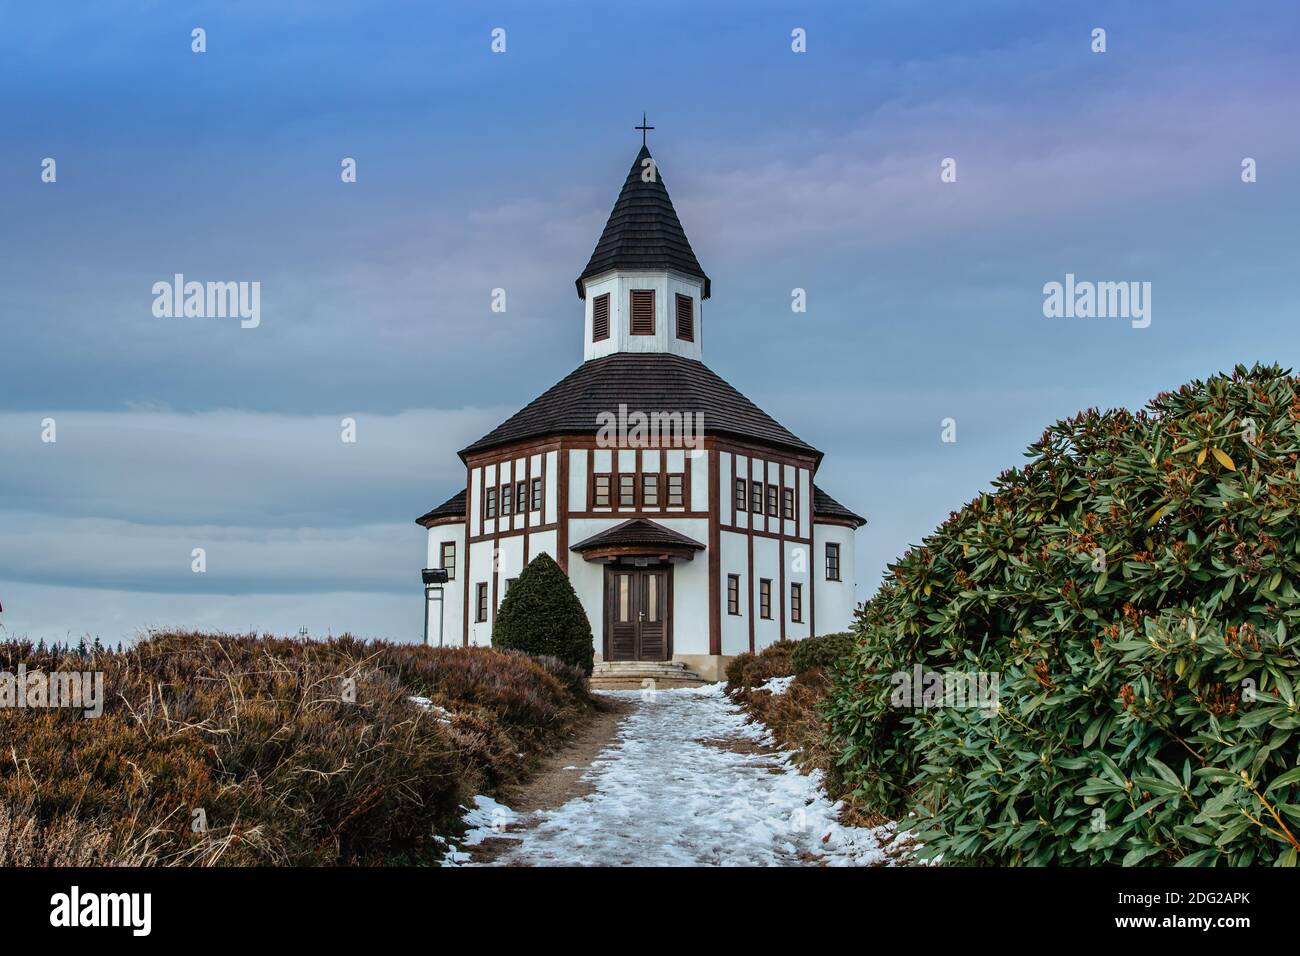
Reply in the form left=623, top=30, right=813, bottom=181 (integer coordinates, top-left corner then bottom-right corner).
left=605, top=566, right=670, bottom=661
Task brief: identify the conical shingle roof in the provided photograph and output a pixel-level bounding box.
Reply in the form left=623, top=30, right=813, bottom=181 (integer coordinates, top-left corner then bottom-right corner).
left=576, top=145, right=710, bottom=299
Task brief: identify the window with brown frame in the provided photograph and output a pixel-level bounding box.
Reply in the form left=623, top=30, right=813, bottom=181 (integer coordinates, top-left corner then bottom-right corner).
left=790, top=583, right=802, bottom=623
left=727, top=574, right=741, bottom=615
left=618, top=474, right=635, bottom=507
left=766, top=484, right=778, bottom=517
left=826, top=542, right=841, bottom=581
left=592, top=293, right=610, bottom=342
left=759, top=579, right=772, bottom=619
left=505, top=577, right=517, bottom=594
left=782, top=487, right=795, bottom=520
left=666, top=473, right=684, bottom=507
left=593, top=474, right=611, bottom=508
left=500, top=482, right=512, bottom=516
left=675, top=293, right=693, bottom=341
left=734, top=477, right=747, bottom=512
left=475, top=583, right=488, bottom=622
left=531, top=477, right=542, bottom=512
left=440, top=542, right=456, bottom=581
left=750, top=479, right=763, bottom=513
left=516, top=481, right=527, bottom=514
left=643, top=473, right=659, bottom=507
left=630, top=289, right=655, bottom=335
left=485, top=487, right=497, bottom=519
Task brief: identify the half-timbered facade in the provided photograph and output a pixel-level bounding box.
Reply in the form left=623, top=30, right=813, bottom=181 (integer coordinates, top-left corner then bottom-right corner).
left=417, top=142, right=864, bottom=679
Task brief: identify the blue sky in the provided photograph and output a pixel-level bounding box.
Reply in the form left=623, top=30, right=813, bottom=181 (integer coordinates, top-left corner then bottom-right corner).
left=1, top=0, right=1297, bottom=642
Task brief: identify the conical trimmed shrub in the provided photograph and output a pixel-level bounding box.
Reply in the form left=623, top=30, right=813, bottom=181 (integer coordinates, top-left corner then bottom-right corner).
left=492, top=553, right=594, bottom=676
left=825, top=364, right=1300, bottom=865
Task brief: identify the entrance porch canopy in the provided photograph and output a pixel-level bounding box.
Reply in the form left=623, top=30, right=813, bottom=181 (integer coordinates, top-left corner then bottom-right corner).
left=570, top=518, right=705, bottom=564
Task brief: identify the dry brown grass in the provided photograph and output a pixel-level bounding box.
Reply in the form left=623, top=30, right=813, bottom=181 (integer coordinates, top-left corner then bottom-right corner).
left=0, top=633, right=592, bottom=865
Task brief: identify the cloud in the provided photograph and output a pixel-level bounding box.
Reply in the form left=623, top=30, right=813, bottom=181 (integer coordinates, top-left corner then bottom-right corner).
left=0, top=406, right=504, bottom=527
left=0, top=405, right=510, bottom=641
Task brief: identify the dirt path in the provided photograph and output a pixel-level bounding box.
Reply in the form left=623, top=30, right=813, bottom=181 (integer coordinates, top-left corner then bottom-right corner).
left=468, top=695, right=634, bottom=864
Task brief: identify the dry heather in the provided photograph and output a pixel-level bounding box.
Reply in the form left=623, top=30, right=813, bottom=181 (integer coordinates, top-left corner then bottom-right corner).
left=0, top=633, right=592, bottom=865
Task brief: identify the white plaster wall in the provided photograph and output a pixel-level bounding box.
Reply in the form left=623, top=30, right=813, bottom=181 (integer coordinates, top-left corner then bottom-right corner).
left=798, top=467, right=810, bottom=540
left=751, top=535, right=781, bottom=651
left=496, top=535, right=525, bottom=611
left=424, top=523, right=465, bottom=647
left=469, top=467, right=482, bottom=538
left=813, top=523, right=859, bottom=635
left=568, top=449, right=587, bottom=513
left=544, top=450, right=558, bottom=523
left=719, top=528, right=749, bottom=655
left=690, top=449, right=708, bottom=511
left=468, top=539, right=497, bottom=646
left=783, top=539, right=811, bottom=641
left=527, top=529, right=557, bottom=564
left=582, top=271, right=705, bottom=362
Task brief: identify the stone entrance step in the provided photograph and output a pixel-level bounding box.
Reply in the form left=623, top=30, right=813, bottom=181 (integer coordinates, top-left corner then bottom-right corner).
left=590, top=659, right=710, bottom=690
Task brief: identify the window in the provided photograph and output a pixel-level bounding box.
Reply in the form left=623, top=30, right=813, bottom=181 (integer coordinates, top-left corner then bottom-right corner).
left=505, top=577, right=517, bottom=594
left=485, top=487, right=497, bottom=519
left=593, top=474, right=611, bottom=508
left=516, top=481, right=527, bottom=514
left=630, top=289, right=655, bottom=335
left=500, top=482, right=512, bottom=516
left=759, top=579, right=772, bottom=619
left=734, top=477, right=747, bottom=512
left=666, top=473, right=684, bottom=507
left=619, top=474, right=635, bottom=507
left=790, top=583, right=802, bottom=623
left=675, top=293, right=694, bottom=341
left=727, top=574, right=741, bottom=615
left=826, top=542, right=841, bottom=581
left=766, top=484, right=778, bottom=517
left=617, top=574, right=631, bottom=621
left=440, top=542, right=456, bottom=581
left=475, top=583, right=488, bottom=622
left=782, top=487, right=795, bottom=520
left=531, top=477, right=542, bottom=512
left=750, top=480, right=763, bottom=513
left=592, top=293, right=610, bottom=342
left=643, top=473, right=659, bottom=507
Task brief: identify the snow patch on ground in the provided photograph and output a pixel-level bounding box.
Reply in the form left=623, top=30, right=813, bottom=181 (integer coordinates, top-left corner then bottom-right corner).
left=441, top=795, right=520, bottom=864
left=757, top=675, right=796, bottom=696
left=407, top=696, right=453, bottom=724
left=449, top=682, right=905, bottom=866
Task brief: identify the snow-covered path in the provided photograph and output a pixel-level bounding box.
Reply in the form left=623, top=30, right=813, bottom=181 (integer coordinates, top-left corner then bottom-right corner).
left=452, top=683, right=905, bottom=866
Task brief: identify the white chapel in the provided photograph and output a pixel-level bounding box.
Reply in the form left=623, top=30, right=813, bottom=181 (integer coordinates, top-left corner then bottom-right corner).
left=417, top=138, right=864, bottom=680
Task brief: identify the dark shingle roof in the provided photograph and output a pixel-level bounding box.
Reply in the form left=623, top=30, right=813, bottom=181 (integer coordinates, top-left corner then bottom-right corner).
left=576, top=145, right=711, bottom=299
left=459, top=353, right=818, bottom=459
left=415, top=488, right=467, bottom=526
left=813, top=485, right=866, bottom=528
left=571, top=518, right=705, bottom=553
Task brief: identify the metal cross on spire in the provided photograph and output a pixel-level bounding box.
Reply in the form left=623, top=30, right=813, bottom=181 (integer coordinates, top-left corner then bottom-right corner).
left=635, top=112, right=654, bottom=147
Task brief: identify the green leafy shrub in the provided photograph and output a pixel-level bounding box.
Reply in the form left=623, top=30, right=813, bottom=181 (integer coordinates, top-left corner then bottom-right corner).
left=824, top=364, right=1300, bottom=865
left=492, top=553, right=594, bottom=676
left=791, top=632, right=854, bottom=674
